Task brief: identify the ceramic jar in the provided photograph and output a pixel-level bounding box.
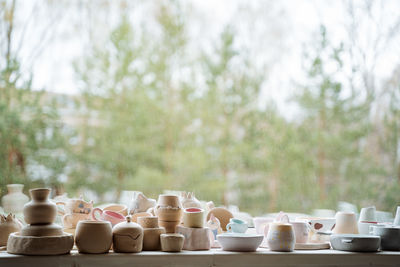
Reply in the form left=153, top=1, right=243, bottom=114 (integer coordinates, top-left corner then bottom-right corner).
left=155, top=195, right=183, bottom=233
left=266, top=223, right=295, bottom=252
left=75, top=221, right=112, bottom=254
left=183, top=208, right=204, bottom=228
left=112, top=216, right=143, bottom=253
left=23, top=189, right=57, bottom=225
left=0, top=214, right=22, bottom=246
left=138, top=216, right=166, bottom=251
left=160, top=233, right=185, bottom=252
left=2, top=184, right=29, bottom=214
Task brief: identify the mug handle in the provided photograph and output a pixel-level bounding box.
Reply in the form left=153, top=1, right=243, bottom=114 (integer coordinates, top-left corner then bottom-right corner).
left=226, top=223, right=232, bottom=232
left=56, top=202, right=66, bottom=216
left=91, top=208, right=103, bottom=221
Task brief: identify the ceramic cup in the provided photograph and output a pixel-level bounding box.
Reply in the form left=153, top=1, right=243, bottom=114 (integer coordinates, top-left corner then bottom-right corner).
left=370, top=225, right=400, bottom=251
left=266, top=223, right=295, bottom=252
left=359, top=206, right=377, bottom=223
left=290, top=222, right=309, bottom=243
left=183, top=208, right=204, bottom=228
left=394, top=207, right=400, bottom=226
left=103, top=204, right=128, bottom=216
left=226, top=218, right=248, bottom=234
left=75, top=220, right=112, bottom=254
left=91, top=208, right=125, bottom=226
left=332, top=212, right=358, bottom=234
left=358, top=221, right=378, bottom=235
left=62, top=213, right=90, bottom=229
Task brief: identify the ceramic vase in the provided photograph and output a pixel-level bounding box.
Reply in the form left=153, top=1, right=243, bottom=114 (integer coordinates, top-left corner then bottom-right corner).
left=2, top=184, right=29, bottom=214
left=266, top=223, right=295, bottom=252
left=23, top=188, right=57, bottom=225
left=75, top=221, right=112, bottom=254
left=0, top=214, right=22, bottom=246
left=112, top=216, right=143, bottom=253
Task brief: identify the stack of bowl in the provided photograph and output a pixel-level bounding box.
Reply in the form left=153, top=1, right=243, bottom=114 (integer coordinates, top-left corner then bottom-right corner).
left=137, top=216, right=165, bottom=250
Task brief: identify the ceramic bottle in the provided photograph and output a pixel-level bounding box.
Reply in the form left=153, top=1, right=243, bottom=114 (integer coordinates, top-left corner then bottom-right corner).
left=112, top=216, right=143, bottom=253
left=2, top=184, right=29, bottom=214
left=23, top=188, right=57, bottom=225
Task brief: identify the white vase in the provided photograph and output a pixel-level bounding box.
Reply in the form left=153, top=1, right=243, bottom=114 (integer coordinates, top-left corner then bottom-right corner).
left=2, top=184, right=29, bottom=213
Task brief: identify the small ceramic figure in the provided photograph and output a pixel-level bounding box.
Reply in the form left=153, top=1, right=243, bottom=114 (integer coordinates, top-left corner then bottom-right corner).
left=1, top=184, right=29, bottom=214
left=180, top=192, right=201, bottom=209
left=129, top=192, right=156, bottom=214
left=0, top=214, right=22, bottom=246
left=206, top=207, right=233, bottom=231
left=207, top=213, right=222, bottom=240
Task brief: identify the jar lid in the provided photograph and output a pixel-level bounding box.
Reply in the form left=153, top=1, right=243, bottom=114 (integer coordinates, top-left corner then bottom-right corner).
left=113, top=215, right=143, bottom=234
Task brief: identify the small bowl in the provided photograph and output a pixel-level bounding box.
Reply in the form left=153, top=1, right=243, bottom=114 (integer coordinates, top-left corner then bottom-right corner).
left=217, top=233, right=263, bottom=252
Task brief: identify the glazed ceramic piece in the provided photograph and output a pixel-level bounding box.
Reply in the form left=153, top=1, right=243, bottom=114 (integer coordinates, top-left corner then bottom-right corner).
left=333, top=212, right=358, bottom=234
left=75, top=220, right=112, bottom=254
left=138, top=216, right=159, bottom=228
left=159, top=220, right=179, bottom=233
left=131, top=212, right=152, bottom=223
left=142, top=228, right=165, bottom=251
left=21, top=223, right=63, bottom=237
left=104, top=204, right=128, bottom=216
left=330, top=234, right=380, bottom=252
left=226, top=218, right=248, bottom=234
left=183, top=208, right=204, bottom=228
left=253, top=217, right=274, bottom=235
left=91, top=208, right=125, bottom=226
left=394, top=207, right=400, bottom=226
left=7, top=232, right=74, bottom=255
left=24, top=188, right=57, bottom=225
left=1, top=184, right=29, bottom=214
left=359, top=206, right=377, bottom=223
left=290, top=222, right=309, bottom=244
left=112, top=216, right=143, bottom=253
left=266, top=223, right=295, bottom=252
left=371, top=225, right=400, bottom=251
left=294, top=242, right=330, bottom=250
left=0, top=214, right=22, bottom=246
left=206, top=208, right=233, bottom=231
left=56, top=196, right=93, bottom=215
left=207, top=213, right=222, bottom=244
left=180, top=192, right=201, bottom=209
left=217, top=233, right=263, bottom=252
left=160, top=233, right=185, bottom=252
left=176, top=225, right=211, bottom=251
left=129, top=192, right=156, bottom=214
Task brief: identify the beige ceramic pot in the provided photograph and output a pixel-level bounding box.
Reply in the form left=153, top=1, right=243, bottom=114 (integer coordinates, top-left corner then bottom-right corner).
left=155, top=207, right=183, bottom=222
left=138, top=216, right=159, bottom=228
left=183, top=208, right=204, bottom=228
left=206, top=207, right=233, bottom=231
left=112, top=216, right=143, bottom=253
left=142, top=228, right=165, bottom=251
left=23, top=188, right=57, bottom=225
left=7, top=233, right=73, bottom=255
left=157, top=195, right=181, bottom=208
left=159, top=220, right=179, bottom=233
left=21, top=223, right=63, bottom=237
left=160, top=233, right=185, bottom=252
left=75, top=220, right=112, bottom=254
left=266, top=223, right=295, bottom=252
left=0, top=214, right=22, bottom=246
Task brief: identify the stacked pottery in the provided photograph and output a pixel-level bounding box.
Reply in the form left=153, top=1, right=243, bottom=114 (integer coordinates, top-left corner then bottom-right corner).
left=0, top=214, right=22, bottom=246
left=1, top=184, right=29, bottom=214
left=7, top=188, right=74, bottom=255
left=177, top=207, right=211, bottom=250
left=137, top=216, right=165, bottom=250
left=112, top=215, right=143, bottom=253
left=56, top=197, right=93, bottom=235
left=154, top=195, right=183, bottom=233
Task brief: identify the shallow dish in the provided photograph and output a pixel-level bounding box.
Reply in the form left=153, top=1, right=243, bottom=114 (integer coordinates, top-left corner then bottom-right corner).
left=217, top=233, right=263, bottom=252
left=330, top=234, right=380, bottom=252
left=7, top=233, right=74, bottom=255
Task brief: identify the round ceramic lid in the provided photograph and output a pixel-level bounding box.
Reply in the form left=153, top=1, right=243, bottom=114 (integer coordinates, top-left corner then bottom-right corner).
left=113, top=216, right=143, bottom=234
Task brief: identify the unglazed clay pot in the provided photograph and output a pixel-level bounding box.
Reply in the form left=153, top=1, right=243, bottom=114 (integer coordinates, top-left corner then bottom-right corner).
left=0, top=214, right=22, bottom=246
left=160, top=233, right=185, bottom=252
left=157, top=195, right=181, bottom=208
left=2, top=184, right=29, bottom=214
left=142, top=228, right=166, bottom=251
left=159, top=220, right=179, bottom=233
left=183, top=208, right=204, bottom=228
left=206, top=208, right=233, bottom=231
left=75, top=221, right=112, bottom=254
left=267, top=223, right=295, bottom=252
left=138, top=216, right=159, bottom=228
left=23, top=188, right=57, bottom=225
left=155, top=207, right=183, bottom=222
left=21, top=223, right=63, bottom=237
left=112, top=216, right=143, bottom=253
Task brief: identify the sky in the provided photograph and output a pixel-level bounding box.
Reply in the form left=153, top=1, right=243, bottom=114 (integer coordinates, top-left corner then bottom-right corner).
left=13, top=0, right=400, bottom=119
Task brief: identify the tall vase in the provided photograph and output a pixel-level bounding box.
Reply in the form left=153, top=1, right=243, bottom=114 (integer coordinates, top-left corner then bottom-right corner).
left=1, top=184, right=29, bottom=214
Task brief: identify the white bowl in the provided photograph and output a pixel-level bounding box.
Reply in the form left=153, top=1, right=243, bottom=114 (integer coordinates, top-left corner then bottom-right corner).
left=217, top=233, right=263, bottom=252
